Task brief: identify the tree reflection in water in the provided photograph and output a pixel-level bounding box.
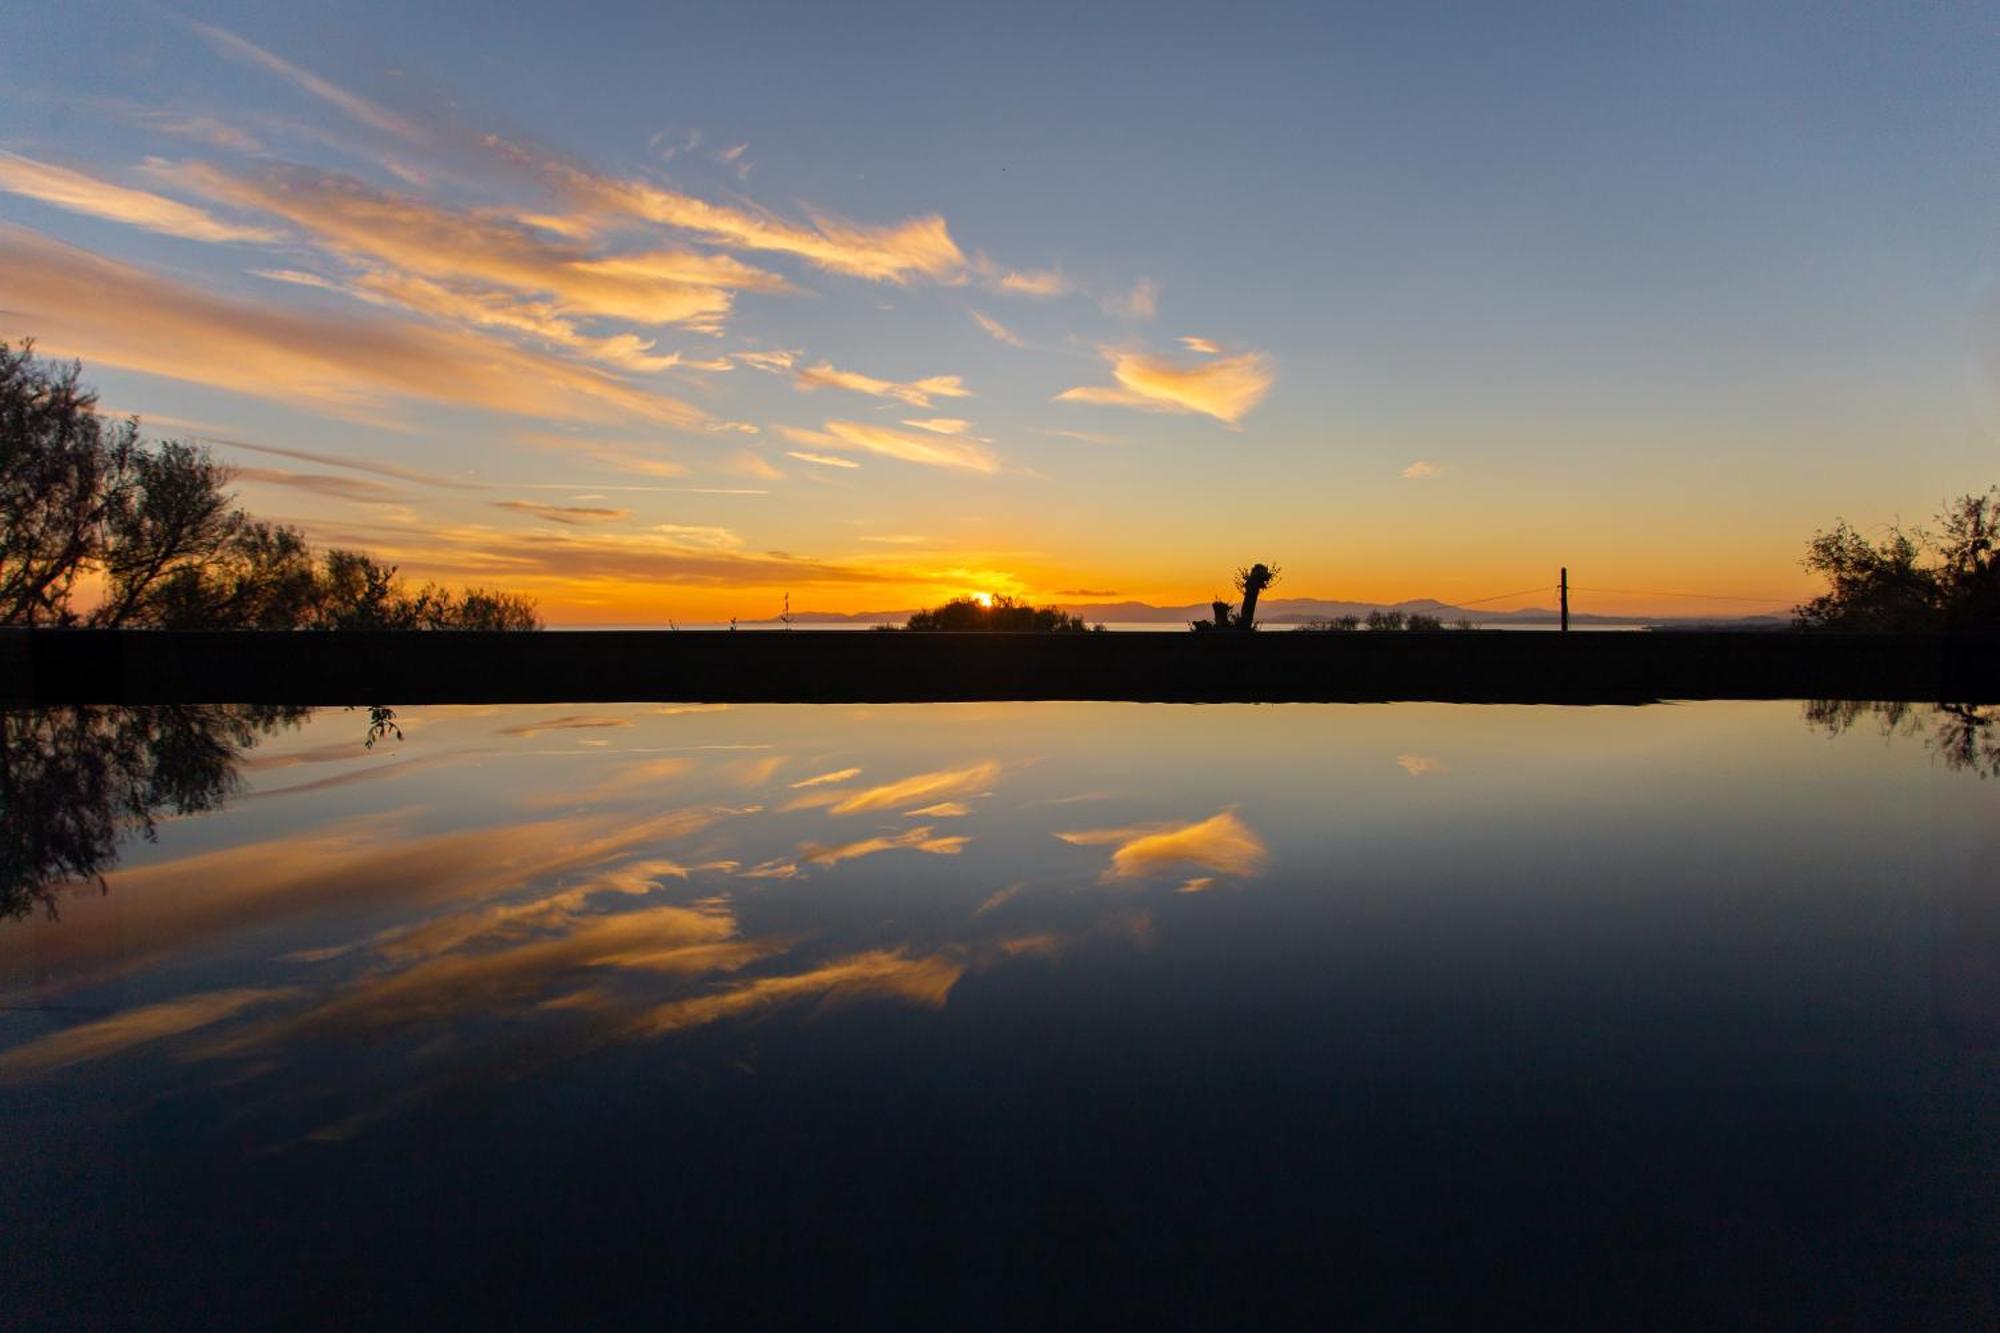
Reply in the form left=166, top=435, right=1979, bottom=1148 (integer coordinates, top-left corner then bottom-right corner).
left=0, top=704, right=309, bottom=920
left=1802, top=699, right=2000, bottom=779
left=1806, top=699, right=2000, bottom=1049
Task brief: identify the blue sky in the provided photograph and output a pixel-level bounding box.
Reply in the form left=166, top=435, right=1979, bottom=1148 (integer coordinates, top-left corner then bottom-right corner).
left=0, top=1, right=1991, bottom=618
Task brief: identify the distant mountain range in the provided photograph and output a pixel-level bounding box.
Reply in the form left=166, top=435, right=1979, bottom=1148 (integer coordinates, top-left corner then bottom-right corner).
left=750, top=597, right=1789, bottom=628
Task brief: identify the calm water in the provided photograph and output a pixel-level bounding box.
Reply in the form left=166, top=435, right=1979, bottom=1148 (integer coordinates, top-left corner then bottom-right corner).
left=2, top=700, right=1995, bottom=1326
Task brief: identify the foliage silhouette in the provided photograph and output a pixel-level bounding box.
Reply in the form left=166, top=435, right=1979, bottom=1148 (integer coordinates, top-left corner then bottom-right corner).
left=1802, top=699, right=2000, bottom=779
left=1796, top=488, right=2000, bottom=631
left=0, top=704, right=309, bottom=920
left=899, top=595, right=1098, bottom=632
left=0, top=340, right=539, bottom=630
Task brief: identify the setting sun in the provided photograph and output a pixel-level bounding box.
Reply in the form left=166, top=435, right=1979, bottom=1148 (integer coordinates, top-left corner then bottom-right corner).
left=972, top=592, right=994, bottom=608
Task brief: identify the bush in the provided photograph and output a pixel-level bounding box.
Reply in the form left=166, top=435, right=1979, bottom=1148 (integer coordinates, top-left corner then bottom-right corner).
left=902, top=595, right=1097, bottom=632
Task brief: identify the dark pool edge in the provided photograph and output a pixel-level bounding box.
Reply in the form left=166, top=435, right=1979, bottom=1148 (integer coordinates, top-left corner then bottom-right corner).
left=4, top=629, right=1996, bottom=706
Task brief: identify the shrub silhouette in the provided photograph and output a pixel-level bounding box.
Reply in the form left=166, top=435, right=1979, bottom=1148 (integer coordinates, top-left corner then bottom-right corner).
left=902, top=595, right=1097, bottom=632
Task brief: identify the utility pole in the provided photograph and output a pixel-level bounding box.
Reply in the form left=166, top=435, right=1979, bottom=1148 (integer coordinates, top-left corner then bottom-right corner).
left=1559, top=567, right=1569, bottom=633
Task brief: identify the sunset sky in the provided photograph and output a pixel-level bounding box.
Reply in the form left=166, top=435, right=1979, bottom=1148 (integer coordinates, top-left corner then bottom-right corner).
left=1, top=1, right=1992, bottom=621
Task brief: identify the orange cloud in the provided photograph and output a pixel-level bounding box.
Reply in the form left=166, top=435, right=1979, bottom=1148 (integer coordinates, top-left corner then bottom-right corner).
left=0, top=151, right=279, bottom=244
left=185, top=19, right=968, bottom=287
left=161, top=161, right=783, bottom=333
left=997, top=268, right=1068, bottom=296
left=790, top=767, right=862, bottom=788
left=786, top=450, right=861, bottom=469
left=0, top=224, right=707, bottom=426
left=826, top=761, right=1001, bottom=815
left=799, top=825, right=971, bottom=866
left=793, top=360, right=971, bottom=408
left=587, top=176, right=966, bottom=283
left=901, top=418, right=973, bottom=435
left=633, top=949, right=965, bottom=1034
left=0, top=987, right=295, bottom=1074
left=820, top=420, right=998, bottom=473
left=293, top=905, right=773, bottom=1036
left=1058, top=346, right=1273, bottom=424
left=1056, top=809, right=1268, bottom=881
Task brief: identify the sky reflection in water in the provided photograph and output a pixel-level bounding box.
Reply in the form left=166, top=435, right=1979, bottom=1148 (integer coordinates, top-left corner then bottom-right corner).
left=2, top=700, right=1996, bottom=1325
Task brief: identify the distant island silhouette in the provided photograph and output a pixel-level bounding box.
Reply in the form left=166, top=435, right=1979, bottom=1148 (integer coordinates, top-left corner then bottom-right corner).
left=733, top=599, right=1787, bottom=629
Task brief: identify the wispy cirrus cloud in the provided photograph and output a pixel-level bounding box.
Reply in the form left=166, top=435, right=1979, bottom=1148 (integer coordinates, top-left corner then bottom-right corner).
left=824, top=761, right=1001, bottom=815
left=1101, top=277, right=1160, bottom=319
left=204, top=437, right=482, bottom=489
left=492, top=500, right=633, bottom=525
left=804, top=421, right=997, bottom=473
left=185, top=16, right=423, bottom=139
left=901, top=418, right=973, bottom=435
left=1401, top=460, right=1446, bottom=480
left=792, top=360, right=970, bottom=408
left=789, top=767, right=861, bottom=789
left=996, top=267, right=1068, bottom=296
left=969, top=309, right=1024, bottom=347
left=232, top=465, right=405, bottom=504
left=1057, top=343, right=1273, bottom=424
left=799, top=825, right=970, bottom=867
left=297, top=515, right=910, bottom=591
left=257, top=265, right=694, bottom=372
left=0, top=988, right=297, bottom=1074
left=786, top=450, right=861, bottom=469
left=0, top=151, right=279, bottom=244
left=632, top=949, right=965, bottom=1035
left=129, top=110, right=266, bottom=154
left=0, top=224, right=707, bottom=426
left=582, top=173, right=967, bottom=283
left=162, top=159, right=785, bottom=337
left=514, top=431, right=689, bottom=479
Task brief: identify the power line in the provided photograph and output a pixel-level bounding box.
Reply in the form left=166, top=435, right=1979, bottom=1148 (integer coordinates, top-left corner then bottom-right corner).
left=1448, top=585, right=1556, bottom=607
left=1569, top=585, right=1797, bottom=604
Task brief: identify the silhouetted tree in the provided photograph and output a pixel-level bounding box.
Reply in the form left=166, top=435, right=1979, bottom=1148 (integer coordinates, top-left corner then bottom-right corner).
left=902, top=595, right=1096, bottom=632
left=0, top=340, right=540, bottom=630
left=0, top=341, right=138, bottom=625
left=1192, top=561, right=1280, bottom=631
left=0, top=704, right=308, bottom=919
left=1795, top=488, right=2000, bottom=632
left=1803, top=699, right=2000, bottom=779
left=1235, top=563, right=1277, bottom=630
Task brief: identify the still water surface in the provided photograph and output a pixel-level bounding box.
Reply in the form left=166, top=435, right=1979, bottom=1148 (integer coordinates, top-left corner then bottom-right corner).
left=2, top=700, right=1995, bottom=1326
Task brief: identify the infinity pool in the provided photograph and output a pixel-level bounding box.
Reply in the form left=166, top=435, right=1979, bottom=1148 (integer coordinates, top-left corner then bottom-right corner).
left=2, top=701, right=1994, bottom=1325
